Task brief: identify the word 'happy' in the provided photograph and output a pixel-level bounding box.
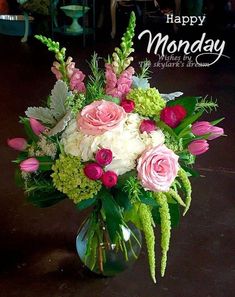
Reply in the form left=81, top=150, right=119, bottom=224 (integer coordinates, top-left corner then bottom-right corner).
left=138, top=31, right=229, bottom=66
left=166, top=14, right=206, bottom=26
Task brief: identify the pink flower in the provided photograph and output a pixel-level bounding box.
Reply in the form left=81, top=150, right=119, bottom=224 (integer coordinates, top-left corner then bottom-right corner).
left=95, top=148, right=113, bottom=166
left=105, top=64, right=134, bottom=100
left=140, top=119, right=156, bottom=133
left=84, top=163, right=103, bottom=180
left=77, top=100, right=126, bottom=136
left=208, top=126, right=224, bottom=140
left=7, top=137, right=27, bottom=151
left=137, top=145, right=179, bottom=192
left=120, top=99, right=135, bottom=113
left=192, top=121, right=224, bottom=140
left=51, top=61, right=62, bottom=80
left=70, top=69, right=86, bottom=93
left=66, top=62, right=76, bottom=79
left=192, top=121, right=211, bottom=136
left=20, top=158, right=39, bottom=173
left=160, top=105, right=187, bottom=128
left=102, top=171, right=118, bottom=188
left=188, top=140, right=209, bottom=155
left=29, top=118, right=46, bottom=135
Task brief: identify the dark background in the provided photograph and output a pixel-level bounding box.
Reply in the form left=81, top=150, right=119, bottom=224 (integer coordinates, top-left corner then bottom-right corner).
left=0, top=2, right=235, bottom=296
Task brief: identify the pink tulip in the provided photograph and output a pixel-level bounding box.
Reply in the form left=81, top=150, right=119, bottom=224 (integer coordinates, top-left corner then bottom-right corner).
left=208, top=126, right=224, bottom=140
left=7, top=137, right=27, bottom=151
left=95, top=148, right=113, bottom=166
left=192, top=121, right=211, bottom=136
left=188, top=140, right=209, bottom=156
left=101, top=171, right=118, bottom=188
left=139, top=119, right=156, bottom=133
left=84, top=163, right=103, bottom=180
left=20, top=158, right=39, bottom=172
left=29, top=118, right=46, bottom=136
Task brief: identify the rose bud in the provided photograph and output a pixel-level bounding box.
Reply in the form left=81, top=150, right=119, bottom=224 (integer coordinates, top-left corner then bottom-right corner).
left=29, top=118, right=46, bottom=136
left=140, top=119, right=156, bottom=133
left=160, top=105, right=187, bottom=128
left=95, top=148, right=113, bottom=166
left=101, top=171, right=118, bottom=188
left=20, top=158, right=39, bottom=173
left=188, top=140, right=209, bottom=156
left=120, top=99, right=135, bottom=113
left=7, top=137, right=27, bottom=151
left=84, top=163, right=103, bottom=180
left=208, top=126, right=224, bottom=140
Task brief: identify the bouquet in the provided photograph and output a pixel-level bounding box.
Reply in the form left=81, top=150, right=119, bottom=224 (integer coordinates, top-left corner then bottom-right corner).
left=8, top=12, right=225, bottom=282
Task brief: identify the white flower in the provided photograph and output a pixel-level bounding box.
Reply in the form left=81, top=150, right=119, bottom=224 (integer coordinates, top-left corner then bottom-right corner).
left=61, top=113, right=165, bottom=175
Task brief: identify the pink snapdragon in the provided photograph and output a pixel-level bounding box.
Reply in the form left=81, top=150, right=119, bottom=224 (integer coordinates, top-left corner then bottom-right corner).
left=105, top=64, right=134, bottom=100
left=70, top=69, right=86, bottom=93
left=84, top=163, right=103, bottom=180
left=188, top=140, right=209, bottom=156
left=7, top=138, right=27, bottom=151
left=192, top=121, right=224, bottom=140
left=29, top=118, right=46, bottom=136
left=20, top=158, right=39, bottom=173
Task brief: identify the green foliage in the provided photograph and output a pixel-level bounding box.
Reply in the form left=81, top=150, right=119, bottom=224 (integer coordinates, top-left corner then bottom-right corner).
left=111, top=11, right=136, bottom=74
left=19, top=117, right=39, bottom=143
left=155, top=193, right=171, bottom=277
left=139, top=203, right=156, bottom=283
left=137, top=59, right=152, bottom=80
left=86, top=53, right=105, bottom=104
left=178, top=168, right=192, bottom=215
left=167, top=189, right=185, bottom=207
left=195, top=96, right=218, bottom=113
left=175, top=111, right=204, bottom=135
left=210, top=117, right=225, bottom=126
left=65, top=93, right=86, bottom=115
left=167, top=96, right=198, bottom=117
left=76, top=197, right=97, bottom=211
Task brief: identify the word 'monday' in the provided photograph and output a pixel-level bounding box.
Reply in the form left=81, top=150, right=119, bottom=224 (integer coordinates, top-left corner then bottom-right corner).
left=138, top=30, right=227, bottom=66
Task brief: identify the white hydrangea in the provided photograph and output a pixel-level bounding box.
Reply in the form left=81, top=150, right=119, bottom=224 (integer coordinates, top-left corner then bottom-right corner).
left=61, top=113, right=165, bottom=175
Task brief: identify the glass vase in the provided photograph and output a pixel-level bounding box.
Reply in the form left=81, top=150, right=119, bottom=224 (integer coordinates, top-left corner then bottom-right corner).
left=76, top=215, right=142, bottom=276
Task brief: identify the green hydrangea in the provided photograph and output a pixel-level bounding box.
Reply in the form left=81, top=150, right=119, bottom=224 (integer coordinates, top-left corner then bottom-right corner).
left=51, top=155, right=101, bottom=204
left=127, top=88, right=166, bottom=117
left=164, top=131, right=184, bottom=153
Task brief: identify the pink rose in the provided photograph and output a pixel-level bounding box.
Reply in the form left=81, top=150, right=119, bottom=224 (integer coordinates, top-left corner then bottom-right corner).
left=137, top=145, right=179, bottom=192
left=7, top=137, right=27, bottom=151
left=102, top=171, right=118, bottom=188
left=70, top=69, right=86, bottom=93
left=84, top=163, right=103, bottom=180
left=139, top=119, right=156, bottom=133
left=77, top=100, right=126, bottom=136
left=120, top=99, right=135, bottom=113
left=20, top=158, right=39, bottom=173
left=95, top=148, right=113, bottom=166
left=188, top=140, right=209, bottom=155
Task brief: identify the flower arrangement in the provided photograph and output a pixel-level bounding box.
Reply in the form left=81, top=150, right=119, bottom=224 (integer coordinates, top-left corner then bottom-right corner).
left=8, top=12, right=225, bottom=283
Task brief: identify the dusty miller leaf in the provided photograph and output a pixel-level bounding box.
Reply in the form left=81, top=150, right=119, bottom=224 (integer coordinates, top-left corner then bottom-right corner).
left=47, top=111, right=72, bottom=136
left=161, top=92, right=183, bottom=102
left=25, top=107, right=56, bottom=125
left=50, top=80, right=70, bottom=120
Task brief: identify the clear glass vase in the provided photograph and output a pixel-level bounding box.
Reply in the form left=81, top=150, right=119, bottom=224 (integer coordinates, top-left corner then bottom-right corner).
left=76, top=216, right=142, bottom=276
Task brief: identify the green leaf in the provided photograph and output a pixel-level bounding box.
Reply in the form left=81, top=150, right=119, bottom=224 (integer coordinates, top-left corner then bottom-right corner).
left=116, top=170, right=136, bottom=189
left=152, top=203, right=180, bottom=228
left=157, top=121, right=179, bottom=139
left=167, top=96, right=199, bottom=116
left=180, top=165, right=200, bottom=177
left=113, top=189, right=132, bottom=211
left=210, top=117, right=225, bottom=126
left=14, top=169, right=24, bottom=187
left=19, top=117, right=39, bottom=142
left=101, top=188, right=123, bottom=243
left=36, top=156, right=54, bottom=171
left=76, top=198, right=97, bottom=211
left=175, top=111, right=203, bottom=135
left=139, top=190, right=158, bottom=207
left=27, top=190, right=66, bottom=207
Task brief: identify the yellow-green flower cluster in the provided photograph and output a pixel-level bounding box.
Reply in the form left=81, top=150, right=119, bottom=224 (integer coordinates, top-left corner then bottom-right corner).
left=164, top=131, right=184, bottom=153
left=51, top=154, right=101, bottom=204
left=127, top=88, right=166, bottom=118
left=178, top=168, right=192, bottom=215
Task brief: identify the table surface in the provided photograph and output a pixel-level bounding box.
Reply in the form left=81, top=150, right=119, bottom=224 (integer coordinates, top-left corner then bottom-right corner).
left=0, top=30, right=235, bottom=297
